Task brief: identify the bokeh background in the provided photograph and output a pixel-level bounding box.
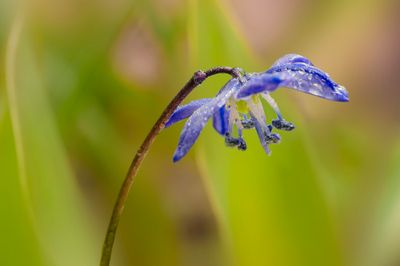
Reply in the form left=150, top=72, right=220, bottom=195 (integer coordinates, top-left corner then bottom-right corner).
left=1, top=0, right=400, bottom=265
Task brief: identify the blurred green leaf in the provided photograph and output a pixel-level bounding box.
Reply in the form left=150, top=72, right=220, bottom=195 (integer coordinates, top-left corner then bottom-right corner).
left=0, top=113, right=45, bottom=266
left=4, top=16, right=98, bottom=265
left=361, top=138, right=400, bottom=266
left=188, top=0, right=254, bottom=69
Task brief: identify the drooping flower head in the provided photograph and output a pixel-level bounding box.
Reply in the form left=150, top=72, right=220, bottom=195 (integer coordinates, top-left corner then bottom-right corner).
left=166, top=54, right=349, bottom=162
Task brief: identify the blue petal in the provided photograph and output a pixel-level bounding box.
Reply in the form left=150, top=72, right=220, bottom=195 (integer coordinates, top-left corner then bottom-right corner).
left=173, top=78, right=240, bottom=162
left=271, top=54, right=314, bottom=67
left=212, top=105, right=230, bottom=135
left=166, top=98, right=212, bottom=127
left=236, top=73, right=283, bottom=99
left=266, top=63, right=349, bottom=102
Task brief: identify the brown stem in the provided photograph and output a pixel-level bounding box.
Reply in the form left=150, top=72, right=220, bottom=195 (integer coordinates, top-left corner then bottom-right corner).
left=100, top=67, right=242, bottom=266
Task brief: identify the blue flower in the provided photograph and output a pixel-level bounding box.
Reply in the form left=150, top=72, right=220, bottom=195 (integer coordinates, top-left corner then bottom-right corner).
left=166, top=54, right=349, bottom=162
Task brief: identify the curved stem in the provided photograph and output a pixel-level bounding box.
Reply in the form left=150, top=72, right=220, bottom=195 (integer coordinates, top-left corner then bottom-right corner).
left=100, top=67, right=242, bottom=266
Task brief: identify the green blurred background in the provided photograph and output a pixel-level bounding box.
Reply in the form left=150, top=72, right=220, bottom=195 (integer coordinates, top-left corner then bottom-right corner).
left=1, top=0, right=400, bottom=265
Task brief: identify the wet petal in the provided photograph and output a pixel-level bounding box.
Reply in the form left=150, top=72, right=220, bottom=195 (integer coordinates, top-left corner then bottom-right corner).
left=266, top=62, right=349, bottom=102
left=166, top=98, right=212, bottom=127
left=173, top=78, right=240, bottom=162
left=236, top=73, right=282, bottom=99
left=212, top=105, right=230, bottom=135
left=271, top=54, right=314, bottom=67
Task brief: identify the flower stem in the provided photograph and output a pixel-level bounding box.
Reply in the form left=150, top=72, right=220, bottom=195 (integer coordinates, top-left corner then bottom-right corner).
left=100, top=67, right=242, bottom=266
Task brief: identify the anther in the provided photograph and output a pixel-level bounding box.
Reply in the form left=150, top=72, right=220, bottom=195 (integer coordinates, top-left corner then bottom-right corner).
left=265, top=133, right=281, bottom=144
left=225, top=134, right=240, bottom=147
left=241, top=118, right=255, bottom=129
left=237, top=138, right=247, bottom=151
left=272, top=119, right=295, bottom=131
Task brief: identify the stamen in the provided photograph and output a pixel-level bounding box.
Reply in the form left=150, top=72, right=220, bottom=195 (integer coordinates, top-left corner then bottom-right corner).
left=261, top=93, right=282, bottom=120
left=236, top=125, right=247, bottom=151
left=250, top=112, right=271, bottom=155
left=246, top=96, right=268, bottom=130
left=241, top=118, right=255, bottom=129
left=261, top=93, right=295, bottom=131
left=228, top=101, right=240, bottom=133
left=224, top=132, right=240, bottom=147
left=237, top=126, right=243, bottom=138
left=224, top=133, right=247, bottom=150
left=237, top=138, right=247, bottom=151
left=272, top=119, right=295, bottom=131
left=264, top=132, right=281, bottom=144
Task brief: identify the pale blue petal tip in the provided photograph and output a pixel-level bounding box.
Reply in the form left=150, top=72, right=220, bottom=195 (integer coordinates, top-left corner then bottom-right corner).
left=166, top=98, right=212, bottom=127
left=173, top=153, right=182, bottom=163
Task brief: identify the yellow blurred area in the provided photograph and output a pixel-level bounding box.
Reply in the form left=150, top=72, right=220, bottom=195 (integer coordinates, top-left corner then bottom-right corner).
left=1, top=0, right=400, bottom=265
